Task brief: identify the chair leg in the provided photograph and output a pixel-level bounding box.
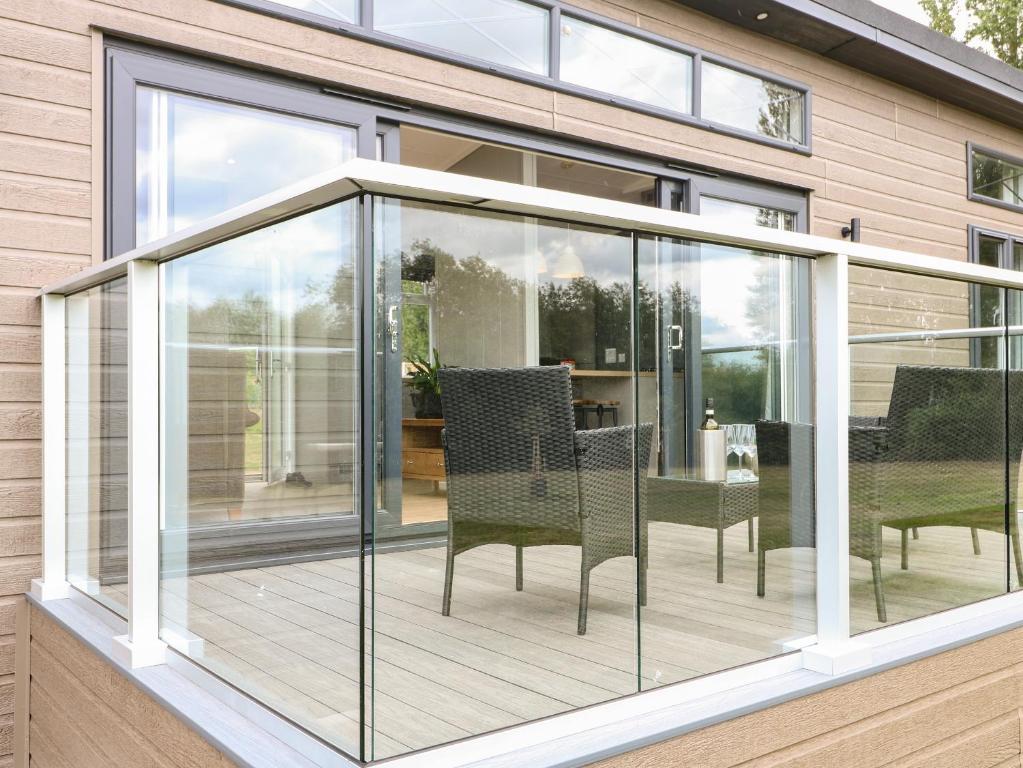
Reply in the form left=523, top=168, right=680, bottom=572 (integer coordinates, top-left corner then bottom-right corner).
left=748, top=516, right=755, bottom=553
left=912, top=527, right=919, bottom=540
left=901, top=529, right=909, bottom=570
left=638, top=555, right=648, bottom=607
left=871, top=558, right=887, bottom=623
left=716, top=526, right=725, bottom=583
left=578, top=566, right=590, bottom=635
left=515, top=545, right=524, bottom=591
left=971, top=527, right=981, bottom=556
left=757, top=550, right=766, bottom=597
left=1012, top=525, right=1023, bottom=589
left=442, top=545, right=455, bottom=616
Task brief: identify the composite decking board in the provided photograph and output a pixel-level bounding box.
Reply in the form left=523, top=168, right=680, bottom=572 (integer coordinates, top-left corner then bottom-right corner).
left=125, top=521, right=1023, bottom=759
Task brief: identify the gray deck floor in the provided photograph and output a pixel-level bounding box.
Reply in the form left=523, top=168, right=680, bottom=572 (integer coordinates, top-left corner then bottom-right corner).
left=138, top=519, right=1011, bottom=760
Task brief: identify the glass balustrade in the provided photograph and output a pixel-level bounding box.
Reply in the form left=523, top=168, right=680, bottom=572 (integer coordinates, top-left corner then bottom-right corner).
left=43, top=170, right=1023, bottom=763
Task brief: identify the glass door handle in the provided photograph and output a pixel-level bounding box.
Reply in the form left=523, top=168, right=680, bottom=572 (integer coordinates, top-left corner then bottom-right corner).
left=667, top=324, right=683, bottom=351
left=388, top=305, right=399, bottom=353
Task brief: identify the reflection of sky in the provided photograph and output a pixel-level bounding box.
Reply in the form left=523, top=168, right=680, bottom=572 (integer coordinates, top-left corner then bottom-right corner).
left=560, top=16, right=691, bottom=112
left=375, top=0, right=548, bottom=74
left=136, top=87, right=354, bottom=244
left=164, top=203, right=357, bottom=313
left=389, top=202, right=632, bottom=287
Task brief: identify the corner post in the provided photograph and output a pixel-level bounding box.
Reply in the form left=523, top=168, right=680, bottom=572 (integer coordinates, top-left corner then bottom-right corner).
left=804, top=252, right=870, bottom=674
left=31, top=294, right=70, bottom=602
left=112, top=260, right=166, bottom=668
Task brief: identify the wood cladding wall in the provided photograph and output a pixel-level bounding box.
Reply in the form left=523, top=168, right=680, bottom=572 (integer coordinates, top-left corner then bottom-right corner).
left=4, top=0, right=1023, bottom=764
left=26, top=606, right=237, bottom=768
left=593, top=623, right=1023, bottom=768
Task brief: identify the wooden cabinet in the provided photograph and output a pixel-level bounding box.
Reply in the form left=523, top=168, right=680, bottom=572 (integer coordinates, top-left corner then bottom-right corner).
left=401, top=419, right=446, bottom=482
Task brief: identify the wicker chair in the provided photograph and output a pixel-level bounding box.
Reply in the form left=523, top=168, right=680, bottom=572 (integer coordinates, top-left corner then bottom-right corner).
left=438, top=366, right=653, bottom=635
left=756, top=421, right=888, bottom=621
left=858, top=365, right=1023, bottom=585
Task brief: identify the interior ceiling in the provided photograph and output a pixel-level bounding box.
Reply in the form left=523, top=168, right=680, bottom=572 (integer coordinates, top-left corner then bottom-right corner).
left=675, top=0, right=1023, bottom=130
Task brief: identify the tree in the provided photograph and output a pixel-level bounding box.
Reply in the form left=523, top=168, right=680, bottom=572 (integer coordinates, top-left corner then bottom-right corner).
left=920, top=0, right=1023, bottom=69
left=920, top=0, right=957, bottom=37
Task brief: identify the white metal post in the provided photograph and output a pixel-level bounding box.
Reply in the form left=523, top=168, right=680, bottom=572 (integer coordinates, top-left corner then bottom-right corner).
left=803, top=253, right=870, bottom=675
left=31, top=294, right=70, bottom=601
left=112, top=260, right=166, bottom=668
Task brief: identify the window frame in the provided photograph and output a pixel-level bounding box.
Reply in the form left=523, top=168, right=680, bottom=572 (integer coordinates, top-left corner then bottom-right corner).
left=215, top=0, right=813, bottom=153
left=967, top=142, right=1023, bottom=214
left=105, top=43, right=380, bottom=258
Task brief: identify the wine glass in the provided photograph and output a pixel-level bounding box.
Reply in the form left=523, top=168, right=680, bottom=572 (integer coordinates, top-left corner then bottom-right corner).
left=725, top=423, right=742, bottom=479
left=741, top=424, right=758, bottom=479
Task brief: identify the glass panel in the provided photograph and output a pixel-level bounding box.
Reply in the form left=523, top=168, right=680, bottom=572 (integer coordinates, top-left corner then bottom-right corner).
left=700, top=197, right=796, bottom=231
left=399, top=125, right=658, bottom=205
left=265, top=0, right=357, bottom=23
left=701, top=62, right=805, bottom=144
left=637, top=236, right=815, bottom=689
left=158, top=200, right=361, bottom=756
left=559, top=16, right=693, bottom=113
left=373, top=0, right=549, bottom=75
left=66, top=279, right=129, bottom=616
left=136, top=87, right=356, bottom=246
left=973, top=149, right=1023, bottom=207
left=371, top=198, right=639, bottom=758
left=849, top=266, right=1009, bottom=634
left=976, top=235, right=1005, bottom=368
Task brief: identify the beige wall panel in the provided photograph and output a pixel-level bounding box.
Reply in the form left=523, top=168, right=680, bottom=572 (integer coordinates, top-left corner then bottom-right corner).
left=0, top=484, right=39, bottom=521
left=0, top=175, right=90, bottom=219
left=0, top=250, right=88, bottom=289
left=0, top=59, right=88, bottom=109
left=0, top=446, right=38, bottom=483
left=0, top=97, right=90, bottom=146
left=595, top=627, right=1023, bottom=768
left=28, top=608, right=238, bottom=768
left=0, top=18, right=90, bottom=70
left=890, top=710, right=1020, bottom=768
left=0, top=137, right=89, bottom=184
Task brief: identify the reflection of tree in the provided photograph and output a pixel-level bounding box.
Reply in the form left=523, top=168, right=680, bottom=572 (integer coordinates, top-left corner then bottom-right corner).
left=757, top=81, right=799, bottom=143
left=400, top=238, right=663, bottom=370
left=973, top=153, right=1019, bottom=204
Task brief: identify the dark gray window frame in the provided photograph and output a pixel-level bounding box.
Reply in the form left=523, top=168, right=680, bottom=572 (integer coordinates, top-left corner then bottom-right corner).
left=967, top=223, right=1019, bottom=367
left=967, top=141, right=1023, bottom=214
left=214, top=0, right=813, bottom=154
left=106, top=43, right=381, bottom=258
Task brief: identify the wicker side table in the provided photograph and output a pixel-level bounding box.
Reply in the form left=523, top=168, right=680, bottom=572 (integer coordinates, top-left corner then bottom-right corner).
left=647, top=475, right=759, bottom=583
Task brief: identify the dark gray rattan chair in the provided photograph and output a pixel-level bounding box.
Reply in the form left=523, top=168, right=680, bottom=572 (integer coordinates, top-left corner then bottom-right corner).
left=857, top=364, right=1023, bottom=585
left=438, top=366, right=653, bottom=635
left=756, top=421, right=888, bottom=621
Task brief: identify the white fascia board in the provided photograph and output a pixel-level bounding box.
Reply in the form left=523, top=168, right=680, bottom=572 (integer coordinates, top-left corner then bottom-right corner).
left=40, top=159, right=1023, bottom=296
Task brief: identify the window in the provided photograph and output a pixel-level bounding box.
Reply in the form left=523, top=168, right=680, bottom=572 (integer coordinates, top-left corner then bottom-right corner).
left=374, top=0, right=549, bottom=75
left=559, top=15, right=692, bottom=113
left=969, top=226, right=1023, bottom=367
left=135, top=86, right=357, bottom=245
left=262, top=0, right=357, bottom=23
left=702, top=61, right=805, bottom=145
left=108, top=45, right=377, bottom=256
left=220, top=0, right=810, bottom=150
left=970, top=145, right=1023, bottom=210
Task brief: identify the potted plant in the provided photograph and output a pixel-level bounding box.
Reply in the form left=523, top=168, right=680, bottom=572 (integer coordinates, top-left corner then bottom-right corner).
left=406, top=348, right=444, bottom=419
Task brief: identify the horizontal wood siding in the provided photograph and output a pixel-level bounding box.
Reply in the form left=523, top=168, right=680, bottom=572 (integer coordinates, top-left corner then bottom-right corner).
left=594, top=624, right=1023, bottom=767
left=26, top=606, right=237, bottom=768
left=1, top=0, right=1023, bottom=765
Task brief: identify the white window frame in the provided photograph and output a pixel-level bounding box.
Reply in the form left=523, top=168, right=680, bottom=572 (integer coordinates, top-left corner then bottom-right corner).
left=34, top=158, right=1023, bottom=766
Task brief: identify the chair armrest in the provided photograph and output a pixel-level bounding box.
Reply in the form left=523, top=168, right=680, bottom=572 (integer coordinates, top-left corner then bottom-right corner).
left=574, top=425, right=653, bottom=521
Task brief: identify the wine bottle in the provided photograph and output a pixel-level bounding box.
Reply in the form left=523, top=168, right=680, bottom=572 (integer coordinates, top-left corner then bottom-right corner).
left=700, top=398, right=719, bottom=431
